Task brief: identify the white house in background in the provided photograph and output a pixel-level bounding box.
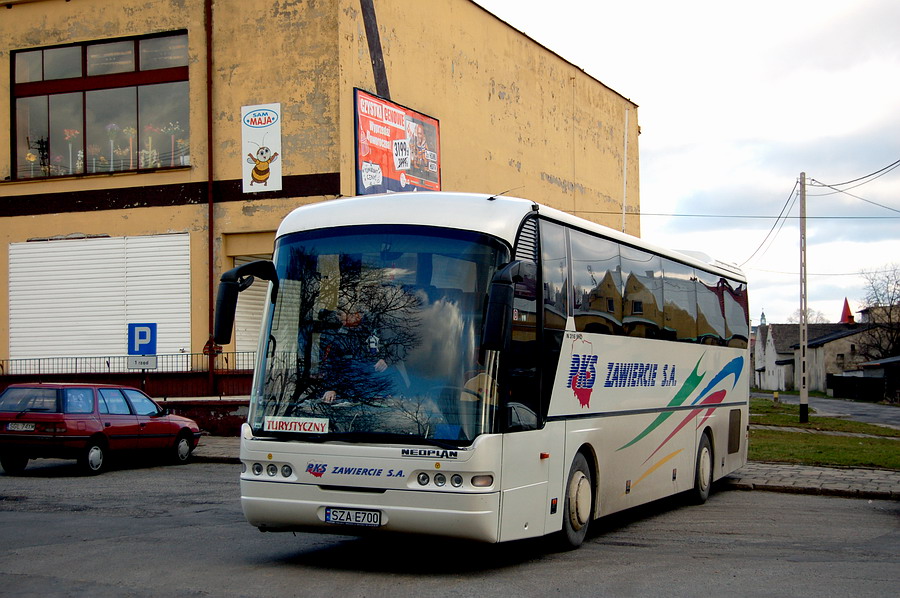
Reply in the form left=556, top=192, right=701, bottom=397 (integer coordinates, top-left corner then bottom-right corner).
left=755, top=323, right=862, bottom=392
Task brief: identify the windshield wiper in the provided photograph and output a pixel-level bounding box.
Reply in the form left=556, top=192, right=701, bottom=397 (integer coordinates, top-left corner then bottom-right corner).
left=320, top=431, right=464, bottom=450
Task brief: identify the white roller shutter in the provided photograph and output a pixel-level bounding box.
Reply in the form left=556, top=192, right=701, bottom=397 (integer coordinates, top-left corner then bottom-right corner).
left=233, top=255, right=272, bottom=353
left=124, top=235, right=191, bottom=354
left=9, top=233, right=191, bottom=361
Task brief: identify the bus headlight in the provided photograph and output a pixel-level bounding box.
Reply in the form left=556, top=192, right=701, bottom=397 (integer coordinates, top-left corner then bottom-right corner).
left=434, top=473, right=446, bottom=487
left=417, top=472, right=430, bottom=486
left=252, top=463, right=263, bottom=475
left=450, top=474, right=463, bottom=487
left=266, top=464, right=278, bottom=477
left=281, top=464, right=293, bottom=478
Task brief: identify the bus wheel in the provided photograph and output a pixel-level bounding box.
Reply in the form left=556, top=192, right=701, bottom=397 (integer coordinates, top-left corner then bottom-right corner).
left=559, top=452, right=592, bottom=549
left=690, top=434, right=713, bottom=504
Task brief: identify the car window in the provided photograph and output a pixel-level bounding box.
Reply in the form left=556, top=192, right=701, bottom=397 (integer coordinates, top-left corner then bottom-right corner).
left=0, top=387, right=59, bottom=412
left=64, top=388, right=94, bottom=414
left=123, top=389, right=160, bottom=416
left=98, top=388, right=132, bottom=415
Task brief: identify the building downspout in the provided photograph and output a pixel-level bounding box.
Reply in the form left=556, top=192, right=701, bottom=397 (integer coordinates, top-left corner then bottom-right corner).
left=205, top=0, right=216, bottom=393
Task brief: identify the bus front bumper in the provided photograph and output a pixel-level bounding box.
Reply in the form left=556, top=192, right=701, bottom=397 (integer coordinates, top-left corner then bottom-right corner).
left=241, top=478, right=502, bottom=543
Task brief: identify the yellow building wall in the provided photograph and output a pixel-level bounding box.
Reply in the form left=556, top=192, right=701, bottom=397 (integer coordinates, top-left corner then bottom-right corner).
left=338, top=0, right=640, bottom=232
left=0, top=0, right=341, bottom=357
left=0, top=0, right=640, bottom=360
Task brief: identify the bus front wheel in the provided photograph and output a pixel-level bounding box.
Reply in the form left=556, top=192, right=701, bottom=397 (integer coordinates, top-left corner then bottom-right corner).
left=558, top=452, right=593, bottom=549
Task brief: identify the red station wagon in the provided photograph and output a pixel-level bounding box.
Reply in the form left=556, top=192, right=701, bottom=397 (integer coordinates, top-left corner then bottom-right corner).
left=0, top=383, right=201, bottom=475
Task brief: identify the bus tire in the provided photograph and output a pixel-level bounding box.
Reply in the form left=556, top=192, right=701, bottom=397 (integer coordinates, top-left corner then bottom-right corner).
left=558, top=452, right=593, bottom=550
left=690, top=433, right=713, bottom=504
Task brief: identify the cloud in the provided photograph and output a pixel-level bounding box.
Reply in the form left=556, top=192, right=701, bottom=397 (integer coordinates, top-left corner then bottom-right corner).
left=474, top=0, right=900, bottom=322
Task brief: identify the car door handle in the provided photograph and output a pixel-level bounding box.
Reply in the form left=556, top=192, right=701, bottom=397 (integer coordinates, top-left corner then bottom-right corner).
left=105, top=422, right=111, bottom=427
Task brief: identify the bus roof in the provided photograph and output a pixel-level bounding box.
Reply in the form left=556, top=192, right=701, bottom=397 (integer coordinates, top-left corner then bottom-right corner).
left=276, top=192, right=745, bottom=282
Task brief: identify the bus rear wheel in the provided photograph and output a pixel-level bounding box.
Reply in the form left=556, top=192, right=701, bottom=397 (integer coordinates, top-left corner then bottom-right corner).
left=558, top=452, right=593, bottom=550
left=690, top=434, right=713, bottom=504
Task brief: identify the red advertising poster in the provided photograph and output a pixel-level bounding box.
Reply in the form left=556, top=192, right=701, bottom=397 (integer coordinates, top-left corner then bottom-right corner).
left=355, top=89, right=441, bottom=195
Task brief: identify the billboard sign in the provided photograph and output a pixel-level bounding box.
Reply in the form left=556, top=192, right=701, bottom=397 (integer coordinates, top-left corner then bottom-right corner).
left=354, top=89, right=440, bottom=194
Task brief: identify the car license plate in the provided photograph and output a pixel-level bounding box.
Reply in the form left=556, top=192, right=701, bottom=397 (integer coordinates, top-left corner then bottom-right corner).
left=7, top=422, right=35, bottom=432
left=324, top=507, right=382, bottom=527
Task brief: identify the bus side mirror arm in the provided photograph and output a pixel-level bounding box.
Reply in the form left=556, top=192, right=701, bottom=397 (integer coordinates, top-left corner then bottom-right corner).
left=481, top=261, right=525, bottom=352
left=214, top=260, right=279, bottom=345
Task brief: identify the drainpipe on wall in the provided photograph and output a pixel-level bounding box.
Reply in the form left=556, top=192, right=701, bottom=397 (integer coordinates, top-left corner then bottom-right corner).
left=205, top=0, right=216, bottom=394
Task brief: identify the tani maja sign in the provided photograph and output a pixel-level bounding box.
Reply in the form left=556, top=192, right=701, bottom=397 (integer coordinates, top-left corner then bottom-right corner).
left=241, top=103, right=282, bottom=193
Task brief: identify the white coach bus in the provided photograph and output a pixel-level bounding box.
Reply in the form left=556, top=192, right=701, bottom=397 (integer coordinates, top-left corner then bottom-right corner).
left=214, top=192, right=749, bottom=548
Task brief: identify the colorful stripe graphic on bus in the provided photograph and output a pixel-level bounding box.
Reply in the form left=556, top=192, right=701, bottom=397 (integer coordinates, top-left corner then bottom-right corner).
left=617, top=354, right=744, bottom=456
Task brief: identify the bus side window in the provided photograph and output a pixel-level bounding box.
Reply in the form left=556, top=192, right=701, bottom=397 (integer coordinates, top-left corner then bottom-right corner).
left=696, top=269, right=727, bottom=345
left=723, top=278, right=749, bottom=348
left=540, top=221, right=569, bottom=330
left=621, top=246, right=663, bottom=338
left=570, top=229, right=622, bottom=335
left=662, top=259, right=697, bottom=342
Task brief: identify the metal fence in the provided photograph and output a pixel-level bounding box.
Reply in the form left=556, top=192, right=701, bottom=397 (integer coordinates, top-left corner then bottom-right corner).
left=0, top=352, right=257, bottom=376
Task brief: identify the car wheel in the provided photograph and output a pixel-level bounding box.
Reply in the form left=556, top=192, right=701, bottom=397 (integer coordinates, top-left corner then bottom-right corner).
left=0, top=454, right=29, bottom=475
left=557, top=452, right=593, bottom=550
left=79, top=439, right=107, bottom=475
left=171, top=433, right=193, bottom=465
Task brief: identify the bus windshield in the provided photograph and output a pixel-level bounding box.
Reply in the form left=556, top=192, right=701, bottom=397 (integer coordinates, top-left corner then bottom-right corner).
left=248, top=224, right=510, bottom=447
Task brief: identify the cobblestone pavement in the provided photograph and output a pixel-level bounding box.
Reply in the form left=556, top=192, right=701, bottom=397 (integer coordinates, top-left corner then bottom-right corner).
left=722, top=460, right=900, bottom=500
left=192, top=435, right=900, bottom=501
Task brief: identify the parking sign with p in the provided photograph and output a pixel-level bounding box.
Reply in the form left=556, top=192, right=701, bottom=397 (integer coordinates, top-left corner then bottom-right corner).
left=128, top=323, right=157, bottom=356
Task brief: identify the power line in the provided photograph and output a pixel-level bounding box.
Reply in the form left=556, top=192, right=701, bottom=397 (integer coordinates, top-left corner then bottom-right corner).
left=807, top=180, right=900, bottom=214
left=574, top=209, right=900, bottom=219
left=809, top=156, right=900, bottom=188
left=746, top=267, right=891, bottom=277
left=739, top=181, right=798, bottom=267
left=631, top=213, right=898, bottom=220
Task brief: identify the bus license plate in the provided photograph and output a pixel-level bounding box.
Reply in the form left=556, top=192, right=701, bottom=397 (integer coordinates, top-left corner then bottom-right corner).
left=325, top=507, right=382, bottom=527
left=7, top=422, right=35, bottom=431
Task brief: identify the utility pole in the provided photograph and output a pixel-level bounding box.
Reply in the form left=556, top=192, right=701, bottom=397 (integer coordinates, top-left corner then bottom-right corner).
left=799, top=172, right=809, bottom=423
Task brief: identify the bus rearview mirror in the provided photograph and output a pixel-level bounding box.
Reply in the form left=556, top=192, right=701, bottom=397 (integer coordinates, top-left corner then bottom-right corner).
left=481, top=261, right=524, bottom=352
left=214, top=260, right=279, bottom=345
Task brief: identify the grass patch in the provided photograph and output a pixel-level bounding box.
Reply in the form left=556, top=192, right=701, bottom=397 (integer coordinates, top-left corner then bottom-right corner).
left=749, top=398, right=900, bottom=438
left=749, top=397, right=900, bottom=470
left=749, top=428, right=900, bottom=470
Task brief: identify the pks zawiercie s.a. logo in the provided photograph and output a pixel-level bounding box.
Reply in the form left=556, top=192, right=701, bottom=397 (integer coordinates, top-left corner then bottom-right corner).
left=567, top=353, right=598, bottom=408
left=306, top=462, right=327, bottom=478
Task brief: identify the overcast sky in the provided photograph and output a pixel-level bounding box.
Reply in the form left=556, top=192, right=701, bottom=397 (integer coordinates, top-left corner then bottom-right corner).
left=474, top=0, right=900, bottom=325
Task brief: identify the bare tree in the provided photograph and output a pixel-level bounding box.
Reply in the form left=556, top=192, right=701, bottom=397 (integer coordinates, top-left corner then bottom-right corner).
left=786, top=308, right=829, bottom=324
left=858, top=264, right=900, bottom=360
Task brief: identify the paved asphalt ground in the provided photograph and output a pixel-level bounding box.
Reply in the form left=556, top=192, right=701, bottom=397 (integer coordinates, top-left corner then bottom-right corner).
left=193, top=394, right=900, bottom=501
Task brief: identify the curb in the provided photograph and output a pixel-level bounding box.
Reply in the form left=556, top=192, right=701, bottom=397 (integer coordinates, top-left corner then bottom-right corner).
left=722, top=477, right=899, bottom=501
left=723, top=461, right=900, bottom=501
